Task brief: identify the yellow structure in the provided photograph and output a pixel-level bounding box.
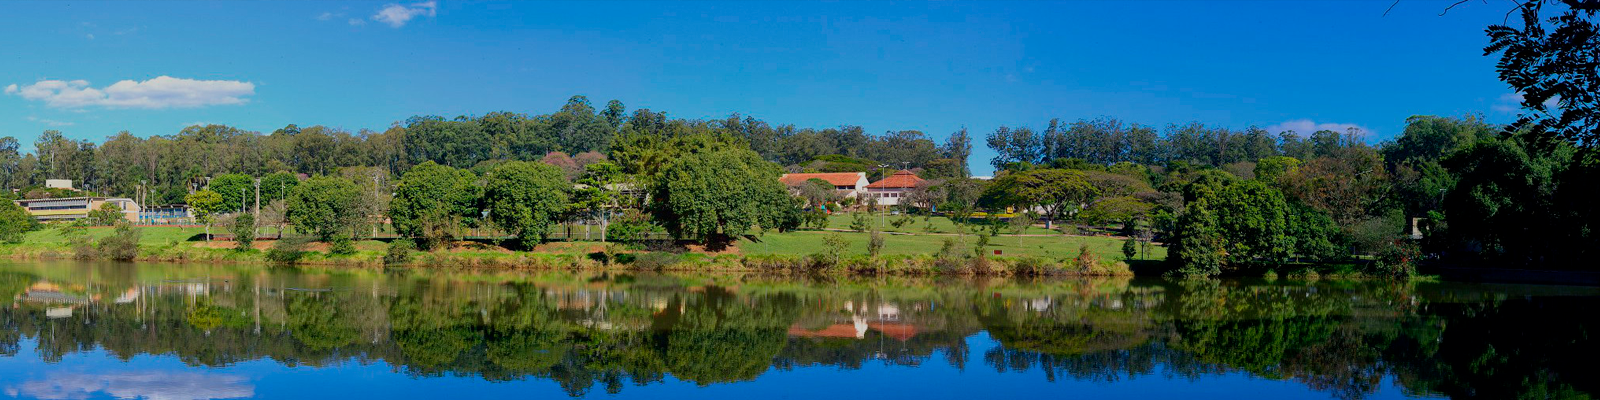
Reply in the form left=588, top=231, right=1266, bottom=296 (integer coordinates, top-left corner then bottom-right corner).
left=12, top=197, right=141, bottom=222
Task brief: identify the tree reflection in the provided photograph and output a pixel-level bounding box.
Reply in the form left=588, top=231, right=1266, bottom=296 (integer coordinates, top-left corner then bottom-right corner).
left=0, top=262, right=1593, bottom=399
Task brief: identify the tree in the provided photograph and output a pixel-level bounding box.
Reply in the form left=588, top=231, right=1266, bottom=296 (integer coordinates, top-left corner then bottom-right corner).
left=86, top=202, right=124, bottom=226
left=185, top=190, right=226, bottom=241
left=231, top=213, right=256, bottom=250
left=0, top=201, right=38, bottom=243
left=96, top=222, right=140, bottom=261
left=654, top=148, right=792, bottom=245
left=1485, top=0, right=1600, bottom=147
left=982, top=169, right=1099, bottom=229
left=483, top=161, right=569, bottom=249
left=795, top=178, right=838, bottom=208
left=286, top=176, right=364, bottom=242
left=570, top=161, right=624, bottom=242
left=209, top=173, right=255, bottom=213
left=259, top=171, right=299, bottom=202
left=389, top=162, right=482, bottom=250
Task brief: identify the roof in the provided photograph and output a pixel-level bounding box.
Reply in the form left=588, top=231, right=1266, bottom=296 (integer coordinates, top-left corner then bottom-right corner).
left=865, top=170, right=926, bottom=189
left=780, top=172, right=866, bottom=187
left=14, top=197, right=133, bottom=204
left=868, top=322, right=919, bottom=341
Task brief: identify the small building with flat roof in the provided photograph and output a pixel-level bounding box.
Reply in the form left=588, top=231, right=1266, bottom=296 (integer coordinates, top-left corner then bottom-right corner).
left=12, top=197, right=141, bottom=222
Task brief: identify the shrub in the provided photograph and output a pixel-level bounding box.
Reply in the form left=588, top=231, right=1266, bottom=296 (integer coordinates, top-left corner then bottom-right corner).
left=801, top=209, right=830, bottom=230
left=849, top=212, right=869, bottom=232
left=0, top=201, right=38, bottom=243
left=1073, top=243, right=1101, bottom=273
left=607, top=209, right=666, bottom=242
left=1012, top=257, right=1059, bottom=276
left=384, top=239, right=416, bottom=266
left=810, top=233, right=849, bottom=268
left=630, top=252, right=681, bottom=270
left=934, top=238, right=967, bottom=273
left=59, top=221, right=94, bottom=260
left=267, top=235, right=310, bottom=263
left=231, top=213, right=257, bottom=251
left=329, top=235, right=356, bottom=255
left=87, top=202, right=124, bottom=226
left=1371, top=240, right=1420, bottom=278
left=867, top=229, right=884, bottom=257
left=96, top=222, right=141, bottom=261
left=1122, top=237, right=1137, bottom=260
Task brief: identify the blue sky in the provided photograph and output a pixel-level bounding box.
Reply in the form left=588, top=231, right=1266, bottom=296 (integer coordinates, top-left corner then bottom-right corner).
left=2, top=1, right=1527, bottom=175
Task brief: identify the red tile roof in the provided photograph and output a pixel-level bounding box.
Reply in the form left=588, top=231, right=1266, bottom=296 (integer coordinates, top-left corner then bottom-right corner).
left=865, top=170, right=925, bottom=189
left=780, top=173, right=865, bottom=187
left=868, top=322, right=919, bottom=341
left=788, top=323, right=864, bottom=339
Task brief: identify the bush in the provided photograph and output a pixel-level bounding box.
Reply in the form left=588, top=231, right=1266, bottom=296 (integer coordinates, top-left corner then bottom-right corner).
left=801, top=209, right=830, bottom=230
left=629, top=252, right=681, bottom=270
left=1122, top=238, right=1137, bottom=260
left=867, top=229, right=884, bottom=257
left=0, top=201, right=38, bottom=243
left=87, top=202, right=124, bottom=226
left=267, top=235, right=310, bottom=263
left=1371, top=240, right=1420, bottom=278
left=1073, top=243, right=1101, bottom=273
left=96, top=222, right=141, bottom=261
left=329, top=235, right=356, bottom=255
left=607, top=210, right=666, bottom=242
left=1011, top=257, right=1060, bottom=276
left=59, top=221, right=94, bottom=260
left=934, top=238, right=967, bottom=273
left=384, top=239, right=416, bottom=265
left=810, top=233, right=849, bottom=267
left=849, top=212, right=869, bottom=232
left=231, top=213, right=256, bottom=251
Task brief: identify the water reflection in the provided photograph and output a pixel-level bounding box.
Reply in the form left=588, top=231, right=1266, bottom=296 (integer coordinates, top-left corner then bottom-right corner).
left=0, top=262, right=1595, bottom=399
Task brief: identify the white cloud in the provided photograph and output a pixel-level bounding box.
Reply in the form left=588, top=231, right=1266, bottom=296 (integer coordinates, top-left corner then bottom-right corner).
left=372, top=1, right=437, bottom=28
left=26, top=116, right=74, bottom=127
left=1493, top=92, right=1559, bottom=114
left=316, top=12, right=336, bottom=21
left=4, top=76, right=255, bottom=109
left=349, top=18, right=367, bottom=26
left=85, top=33, right=94, bottom=40
left=7, top=372, right=253, bottom=400
left=1265, top=119, right=1371, bottom=137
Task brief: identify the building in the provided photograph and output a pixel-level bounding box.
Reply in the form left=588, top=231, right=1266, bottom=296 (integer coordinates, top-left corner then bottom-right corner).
left=139, top=204, right=192, bottom=224
left=12, top=197, right=141, bottom=222
left=44, top=179, right=74, bottom=190
left=864, top=170, right=926, bottom=206
left=779, top=172, right=869, bottom=199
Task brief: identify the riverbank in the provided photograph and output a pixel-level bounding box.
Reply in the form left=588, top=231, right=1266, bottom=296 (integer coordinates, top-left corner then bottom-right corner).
left=0, top=225, right=1148, bottom=277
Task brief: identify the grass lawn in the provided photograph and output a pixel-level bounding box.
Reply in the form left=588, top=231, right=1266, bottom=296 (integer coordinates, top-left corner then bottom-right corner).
left=737, top=230, right=1165, bottom=261
left=822, top=212, right=1066, bottom=235
left=17, top=225, right=294, bottom=245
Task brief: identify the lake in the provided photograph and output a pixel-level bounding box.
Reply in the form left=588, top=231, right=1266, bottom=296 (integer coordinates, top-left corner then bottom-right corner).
left=0, top=261, right=1594, bottom=399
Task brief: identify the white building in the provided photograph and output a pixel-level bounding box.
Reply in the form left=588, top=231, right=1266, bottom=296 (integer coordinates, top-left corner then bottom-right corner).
left=864, top=170, right=926, bottom=206
left=779, top=172, right=869, bottom=199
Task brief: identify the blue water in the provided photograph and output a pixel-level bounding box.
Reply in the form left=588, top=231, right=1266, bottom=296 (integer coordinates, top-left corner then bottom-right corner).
left=0, top=261, right=1594, bottom=399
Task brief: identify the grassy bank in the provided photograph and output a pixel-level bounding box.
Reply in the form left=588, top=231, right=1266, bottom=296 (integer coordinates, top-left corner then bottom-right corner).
left=1, top=225, right=1154, bottom=276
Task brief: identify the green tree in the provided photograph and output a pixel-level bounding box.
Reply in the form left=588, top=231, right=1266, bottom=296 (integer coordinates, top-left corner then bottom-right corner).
left=483, top=161, right=569, bottom=249
left=231, top=213, right=256, bottom=250
left=209, top=173, right=255, bottom=213
left=286, top=176, right=364, bottom=242
left=388, top=161, right=482, bottom=250
left=86, top=202, right=124, bottom=226
left=96, top=222, right=140, bottom=261
left=259, top=171, right=299, bottom=202
left=0, top=201, right=38, bottom=243
left=185, top=189, right=226, bottom=241
left=982, top=168, right=1099, bottom=230
left=654, top=148, right=792, bottom=245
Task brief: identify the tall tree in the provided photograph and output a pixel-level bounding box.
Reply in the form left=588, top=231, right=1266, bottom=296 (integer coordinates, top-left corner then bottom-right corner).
left=389, top=162, right=482, bottom=250
left=483, top=161, right=570, bottom=249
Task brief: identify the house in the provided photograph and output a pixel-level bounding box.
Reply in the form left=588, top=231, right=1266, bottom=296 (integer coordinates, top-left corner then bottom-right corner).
left=864, top=170, right=926, bottom=206
left=44, top=179, right=74, bottom=190
left=12, top=197, right=141, bottom=222
left=779, top=172, right=869, bottom=199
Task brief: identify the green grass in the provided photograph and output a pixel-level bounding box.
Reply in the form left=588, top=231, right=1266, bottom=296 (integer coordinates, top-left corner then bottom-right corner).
left=738, top=230, right=1164, bottom=261
left=822, top=212, right=1065, bottom=235
left=18, top=225, right=292, bottom=245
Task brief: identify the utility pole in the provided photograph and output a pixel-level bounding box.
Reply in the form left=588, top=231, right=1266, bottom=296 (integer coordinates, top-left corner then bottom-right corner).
left=253, top=178, right=261, bottom=238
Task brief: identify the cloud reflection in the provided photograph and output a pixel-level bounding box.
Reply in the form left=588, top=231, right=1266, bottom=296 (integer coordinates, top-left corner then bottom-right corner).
left=5, top=371, right=253, bottom=400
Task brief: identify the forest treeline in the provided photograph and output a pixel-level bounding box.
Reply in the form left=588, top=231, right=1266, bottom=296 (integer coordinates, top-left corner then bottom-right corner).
left=0, top=93, right=1594, bottom=274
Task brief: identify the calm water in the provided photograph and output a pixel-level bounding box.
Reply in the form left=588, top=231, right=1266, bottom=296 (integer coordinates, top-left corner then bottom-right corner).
left=0, top=262, right=1595, bottom=399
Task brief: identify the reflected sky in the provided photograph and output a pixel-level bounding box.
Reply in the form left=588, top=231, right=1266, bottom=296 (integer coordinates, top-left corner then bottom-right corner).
left=0, top=261, right=1594, bottom=399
